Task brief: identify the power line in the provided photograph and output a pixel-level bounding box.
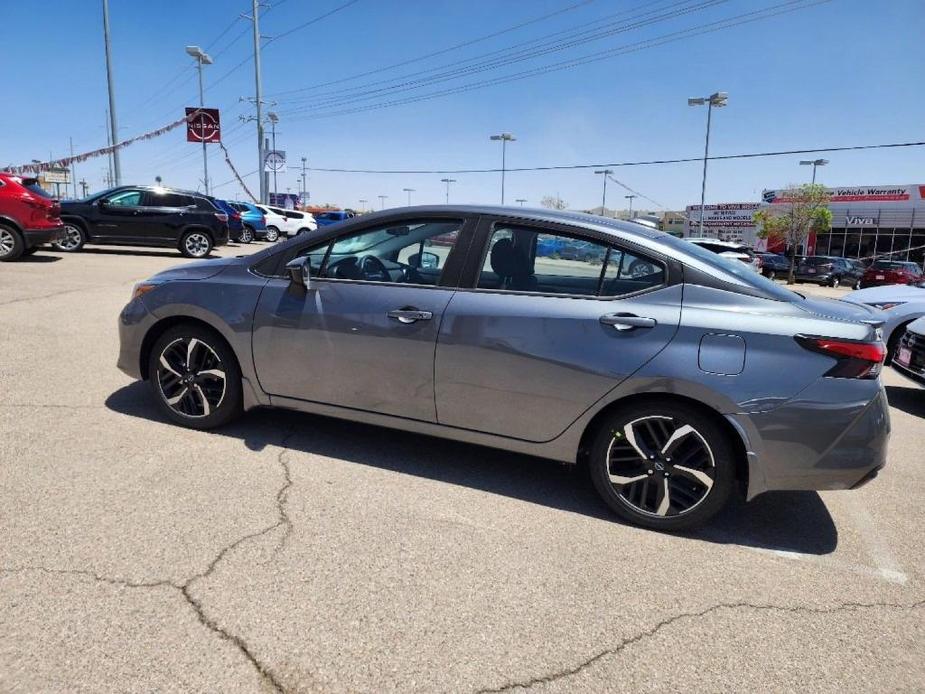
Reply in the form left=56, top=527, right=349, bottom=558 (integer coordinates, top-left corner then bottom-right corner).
left=302, top=140, right=925, bottom=175
left=281, top=0, right=829, bottom=122
left=266, top=0, right=598, bottom=97
left=267, top=0, right=362, bottom=43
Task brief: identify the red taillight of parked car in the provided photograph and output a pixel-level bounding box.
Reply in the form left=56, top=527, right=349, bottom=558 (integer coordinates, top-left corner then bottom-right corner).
left=795, top=335, right=886, bottom=379
left=230, top=211, right=241, bottom=220
left=214, top=213, right=228, bottom=223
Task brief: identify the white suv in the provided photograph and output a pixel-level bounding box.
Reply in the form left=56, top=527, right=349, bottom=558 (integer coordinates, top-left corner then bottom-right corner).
left=254, top=206, right=317, bottom=241
left=686, top=238, right=762, bottom=273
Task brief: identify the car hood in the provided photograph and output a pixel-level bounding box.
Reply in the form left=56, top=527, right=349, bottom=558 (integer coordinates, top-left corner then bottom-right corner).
left=150, top=256, right=240, bottom=282
left=842, top=285, right=925, bottom=305
left=796, top=296, right=884, bottom=328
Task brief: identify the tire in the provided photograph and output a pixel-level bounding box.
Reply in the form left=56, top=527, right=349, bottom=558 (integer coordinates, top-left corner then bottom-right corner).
left=239, top=225, right=254, bottom=244
left=0, top=224, right=24, bottom=261
left=265, top=226, right=280, bottom=242
left=588, top=401, right=735, bottom=531
left=179, top=230, right=213, bottom=258
left=52, top=222, right=86, bottom=252
left=297, top=227, right=311, bottom=236
left=853, top=279, right=861, bottom=290
left=765, top=270, right=776, bottom=280
left=147, top=324, right=243, bottom=430
left=830, top=276, right=841, bottom=288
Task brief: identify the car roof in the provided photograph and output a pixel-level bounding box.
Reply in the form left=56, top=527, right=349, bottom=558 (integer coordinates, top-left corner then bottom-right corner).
left=685, top=237, right=748, bottom=248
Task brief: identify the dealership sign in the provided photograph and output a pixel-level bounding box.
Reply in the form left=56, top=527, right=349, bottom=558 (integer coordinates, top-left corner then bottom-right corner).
left=763, top=185, right=924, bottom=206
left=185, top=107, right=221, bottom=143
left=264, top=150, right=287, bottom=173
left=685, top=203, right=761, bottom=229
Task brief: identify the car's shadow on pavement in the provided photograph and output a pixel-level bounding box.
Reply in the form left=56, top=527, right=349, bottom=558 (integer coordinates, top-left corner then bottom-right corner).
left=18, top=254, right=62, bottom=263
left=80, top=248, right=233, bottom=260
left=885, top=384, right=925, bottom=417
left=105, top=382, right=837, bottom=556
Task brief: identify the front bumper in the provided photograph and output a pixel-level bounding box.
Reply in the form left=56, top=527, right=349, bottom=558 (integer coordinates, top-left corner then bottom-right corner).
left=892, top=331, right=925, bottom=386
left=23, top=225, right=65, bottom=248
left=729, top=379, right=890, bottom=498
left=117, top=297, right=158, bottom=379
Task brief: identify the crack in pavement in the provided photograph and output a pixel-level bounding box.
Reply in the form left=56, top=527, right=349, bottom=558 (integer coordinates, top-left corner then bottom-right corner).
left=0, top=283, right=133, bottom=308
left=475, top=599, right=925, bottom=693
left=1, top=427, right=301, bottom=693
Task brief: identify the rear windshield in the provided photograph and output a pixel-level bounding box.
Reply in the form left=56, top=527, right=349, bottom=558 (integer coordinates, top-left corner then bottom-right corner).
left=22, top=179, right=54, bottom=198
left=802, top=257, right=835, bottom=266
left=872, top=260, right=920, bottom=271
left=660, top=234, right=800, bottom=302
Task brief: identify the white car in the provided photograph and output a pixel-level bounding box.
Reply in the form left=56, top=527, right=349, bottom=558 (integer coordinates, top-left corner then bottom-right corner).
left=842, top=283, right=925, bottom=363
left=254, top=206, right=317, bottom=241
left=686, top=238, right=762, bottom=273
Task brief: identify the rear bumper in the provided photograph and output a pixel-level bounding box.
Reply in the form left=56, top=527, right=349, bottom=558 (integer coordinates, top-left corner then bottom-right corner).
left=728, top=379, right=890, bottom=499
left=23, top=225, right=65, bottom=248
left=892, top=355, right=925, bottom=386
left=213, top=225, right=229, bottom=247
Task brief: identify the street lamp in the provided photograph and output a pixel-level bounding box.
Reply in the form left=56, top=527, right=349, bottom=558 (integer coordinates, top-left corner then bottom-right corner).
left=799, top=158, right=829, bottom=184
left=267, top=111, right=280, bottom=202
left=359, top=198, right=368, bottom=211
left=185, top=45, right=214, bottom=195
left=594, top=169, right=613, bottom=213
left=489, top=132, right=516, bottom=204
left=402, top=187, right=415, bottom=206
left=688, top=91, right=728, bottom=236
left=625, top=194, right=637, bottom=217
left=440, top=177, right=456, bottom=204
left=515, top=198, right=527, bottom=206
left=378, top=194, right=388, bottom=210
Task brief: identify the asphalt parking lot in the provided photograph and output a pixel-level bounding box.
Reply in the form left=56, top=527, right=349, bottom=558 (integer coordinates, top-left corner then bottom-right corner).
left=2, top=245, right=924, bottom=693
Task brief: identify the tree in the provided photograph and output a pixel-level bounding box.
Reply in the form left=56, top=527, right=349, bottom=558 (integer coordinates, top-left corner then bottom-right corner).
left=753, top=183, right=832, bottom=284
left=540, top=194, right=568, bottom=210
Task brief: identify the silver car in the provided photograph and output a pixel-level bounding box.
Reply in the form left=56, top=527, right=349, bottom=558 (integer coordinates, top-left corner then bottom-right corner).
left=117, top=206, right=890, bottom=531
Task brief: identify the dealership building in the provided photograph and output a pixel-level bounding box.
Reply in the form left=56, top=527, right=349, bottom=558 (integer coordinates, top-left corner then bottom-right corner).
left=684, top=184, right=925, bottom=267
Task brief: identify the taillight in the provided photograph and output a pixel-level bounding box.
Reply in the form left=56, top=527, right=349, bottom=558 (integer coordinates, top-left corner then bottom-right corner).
left=231, top=211, right=241, bottom=220
left=214, top=213, right=228, bottom=222
left=795, top=335, right=886, bottom=379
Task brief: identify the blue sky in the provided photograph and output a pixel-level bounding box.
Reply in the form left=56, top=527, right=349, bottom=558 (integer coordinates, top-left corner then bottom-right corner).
left=3, top=0, right=923, bottom=211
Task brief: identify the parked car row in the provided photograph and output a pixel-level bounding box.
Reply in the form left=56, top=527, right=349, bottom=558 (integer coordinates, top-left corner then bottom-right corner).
left=0, top=176, right=330, bottom=261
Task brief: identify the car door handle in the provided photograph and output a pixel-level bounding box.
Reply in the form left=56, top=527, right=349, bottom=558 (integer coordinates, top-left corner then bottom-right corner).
left=387, top=308, right=433, bottom=324
left=600, top=313, right=657, bottom=331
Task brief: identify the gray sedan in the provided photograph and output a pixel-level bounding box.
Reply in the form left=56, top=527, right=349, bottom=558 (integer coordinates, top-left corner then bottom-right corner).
left=118, top=206, right=890, bottom=530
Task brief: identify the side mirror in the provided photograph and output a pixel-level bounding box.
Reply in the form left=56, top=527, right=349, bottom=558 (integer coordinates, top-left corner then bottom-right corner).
left=285, top=256, right=312, bottom=289
left=409, top=251, right=440, bottom=269
left=97, top=198, right=108, bottom=209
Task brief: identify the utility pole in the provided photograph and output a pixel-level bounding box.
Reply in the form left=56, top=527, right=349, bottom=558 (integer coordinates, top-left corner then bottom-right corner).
left=104, top=110, right=114, bottom=187
left=625, top=194, right=636, bottom=217
left=69, top=137, right=77, bottom=199
left=79, top=179, right=89, bottom=197
left=594, top=169, right=613, bottom=213
left=102, top=0, right=121, bottom=185
left=268, top=111, right=279, bottom=202
left=688, top=91, right=728, bottom=236
left=186, top=46, right=214, bottom=195
left=300, top=156, right=307, bottom=207
left=489, top=133, right=516, bottom=205
left=248, top=0, right=266, bottom=203
left=440, top=178, right=456, bottom=204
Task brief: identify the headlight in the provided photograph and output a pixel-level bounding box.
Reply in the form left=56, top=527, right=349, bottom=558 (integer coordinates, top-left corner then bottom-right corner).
left=870, top=302, right=905, bottom=311
left=131, top=282, right=162, bottom=301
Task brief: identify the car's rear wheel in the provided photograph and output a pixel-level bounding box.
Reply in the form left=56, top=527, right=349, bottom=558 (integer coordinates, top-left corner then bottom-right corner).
left=765, top=270, right=776, bottom=280
left=148, top=325, right=243, bottom=429
left=265, top=226, right=280, bottom=242
left=830, top=275, right=841, bottom=288
left=853, top=279, right=862, bottom=290
left=588, top=401, right=735, bottom=531
left=180, top=230, right=213, bottom=258
left=53, top=223, right=86, bottom=252
left=0, top=224, right=24, bottom=261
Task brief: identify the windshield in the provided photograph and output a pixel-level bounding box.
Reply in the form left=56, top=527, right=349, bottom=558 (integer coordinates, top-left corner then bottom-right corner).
left=659, top=234, right=801, bottom=302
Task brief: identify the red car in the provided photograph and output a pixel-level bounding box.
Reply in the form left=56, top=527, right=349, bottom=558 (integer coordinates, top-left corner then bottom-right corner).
left=0, top=172, right=65, bottom=261
left=859, top=259, right=925, bottom=289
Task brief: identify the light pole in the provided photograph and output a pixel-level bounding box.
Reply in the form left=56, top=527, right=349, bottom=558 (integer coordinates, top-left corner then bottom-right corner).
left=403, top=187, right=415, bottom=206
left=300, top=156, right=307, bottom=207
left=102, top=0, right=121, bottom=185
left=489, top=132, right=516, bottom=204
left=359, top=198, right=368, bottom=211
left=185, top=46, right=213, bottom=195
left=378, top=195, right=388, bottom=210
left=799, top=158, right=828, bottom=184
left=267, top=111, right=279, bottom=202
left=594, top=169, right=613, bottom=213
left=688, top=91, right=728, bottom=236
left=440, top=177, right=456, bottom=204
left=515, top=198, right=527, bottom=206
left=625, top=194, right=637, bottom=218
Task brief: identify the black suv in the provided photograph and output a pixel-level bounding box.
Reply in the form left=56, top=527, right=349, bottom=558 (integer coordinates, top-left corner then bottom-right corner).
left=794, top=255, right=865, bottom=289
left=55, top=186, right=229, bottom=258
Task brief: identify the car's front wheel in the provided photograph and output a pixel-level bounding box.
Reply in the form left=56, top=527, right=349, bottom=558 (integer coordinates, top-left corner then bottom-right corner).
left=265, top=226, right=280, bottom=242
left=238, top=226, right=254, bottom=244
left=588, top=401, right=735, bottom=531
left=53, top=223, right=86, bottom=252
left=147, top=325, right=243, bottom=429
left=180, top=230, right=213, bottom=258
